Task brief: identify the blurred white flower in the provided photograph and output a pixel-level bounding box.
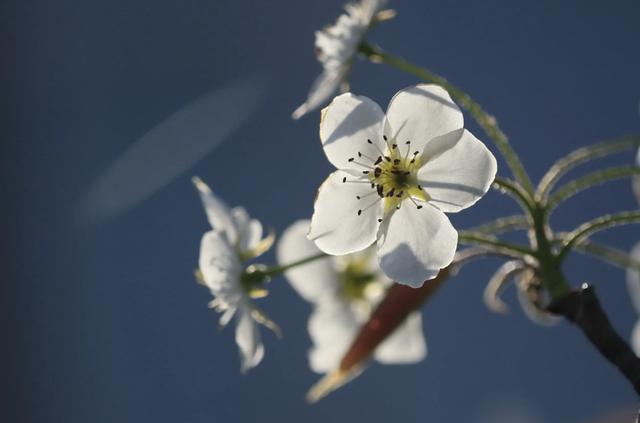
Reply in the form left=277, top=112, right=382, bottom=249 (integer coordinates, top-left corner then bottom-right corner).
left=626, top=243, right=640, bottom=355
left=309, top=84, right=497, bottom=287
left=292, top=0, right=392, bottom=120
left=194, top=177, right=276, bottom=372
left=628, top=149, right=640, bottom=355
left=278, top=219, right=426, bottom=373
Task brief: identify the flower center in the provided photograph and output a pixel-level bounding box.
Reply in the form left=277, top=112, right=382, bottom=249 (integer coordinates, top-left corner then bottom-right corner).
left=344, top=136, right=429, bottom=218
left=338, top=257, right=379, bottom=301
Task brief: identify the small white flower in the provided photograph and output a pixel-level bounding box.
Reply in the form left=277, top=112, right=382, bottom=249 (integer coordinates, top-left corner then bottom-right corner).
left=292, top=0, right=390, bottom=120
left=309, top=84, right=497, bottom=287
left=278, top=220, right=426, bottom=373
left=193, top=177, right=275, bottom=372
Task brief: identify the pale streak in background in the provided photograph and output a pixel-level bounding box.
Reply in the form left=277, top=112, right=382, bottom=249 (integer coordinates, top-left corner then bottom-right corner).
left=77, top=77, right=267, bottom=225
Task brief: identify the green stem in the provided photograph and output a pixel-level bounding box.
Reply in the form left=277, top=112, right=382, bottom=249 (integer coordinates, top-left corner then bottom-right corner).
left=359, top=41, right=534, bottom=194
left=458, top=231, right=534, bottom=256
left=547, top=166, right=640, bottom=211
left=559, top=211, right=640, bottom=262
left=263, top=252, right=329, bottom=277
left=493, top=176, right=536, bottom=214
left=530, top=206, right=571, bottom=299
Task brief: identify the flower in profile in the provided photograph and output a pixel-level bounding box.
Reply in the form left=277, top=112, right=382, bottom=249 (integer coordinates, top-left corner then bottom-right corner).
left=309, top=84, right=497, bottom=287
left=292, top=0, right=393, bottom=120
left=277, top=219, right=426, bottom=375
left=193, top=177, right=276, bottom=372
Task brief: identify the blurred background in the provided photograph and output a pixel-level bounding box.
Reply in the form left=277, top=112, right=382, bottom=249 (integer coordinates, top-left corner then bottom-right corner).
left=2, top=0, right=640, bottom=422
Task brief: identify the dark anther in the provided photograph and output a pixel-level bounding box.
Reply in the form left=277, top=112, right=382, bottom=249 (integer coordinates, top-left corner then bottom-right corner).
left=342, top=177, right=347, bottom=183
left=357, top=210, right=362, bottom=216
left=417, top=205, right=423, bottom=209
left=374, top=156, right=382, bottom=165
left=358, top=152, right=362, bottom=157
left=377, top=218, right=383, bottom=222
left=392, top=144, right=397, bottom=149
left=356, top=196, right=361, bottom=200
left=406, top=140, right=411, bottom=144
left=387, top=188, right=395, bottom=197
left=414, top=151, right=419, bottom=155
left=384, top=156, right=391, bottom=162
left=383, top=135, right=388, bottom=141
left=363, top=170, right=369, bottom=174
left=377, top=185, right=384, bottom=197
left=367, top=139, right=372, bottom=144
left=348, top=157, right=354, bottom=162
left=394, top=159, right=401, bottom=165
left=410, top=159, right=415, bottom=163
left=374, top=167, right=382, bottom=177
left=397, top=191, right=403, bottom=197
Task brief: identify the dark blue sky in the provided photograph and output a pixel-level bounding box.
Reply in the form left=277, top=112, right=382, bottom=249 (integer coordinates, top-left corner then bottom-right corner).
left=2, top=1, right=640, bottom=422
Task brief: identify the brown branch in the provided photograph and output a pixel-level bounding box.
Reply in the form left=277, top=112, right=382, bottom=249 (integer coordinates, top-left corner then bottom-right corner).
left=547, top=284, right=640, bottom=395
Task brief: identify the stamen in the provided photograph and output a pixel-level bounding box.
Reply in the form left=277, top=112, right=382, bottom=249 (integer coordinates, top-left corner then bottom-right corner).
left=374, top=156, right=383, bottom=165
left=408, top=196, right=424, bottom=209
left=403, top=141, right=412, bottom=161
left=367, top=139, right=386, bottom=157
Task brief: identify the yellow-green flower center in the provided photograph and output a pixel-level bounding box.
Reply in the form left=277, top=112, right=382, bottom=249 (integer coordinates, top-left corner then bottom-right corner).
left=338, top=256, right=379, bottom=301
left=369, top=140, right=427, bottom=214
left=342, top=136, right=429, bottom=218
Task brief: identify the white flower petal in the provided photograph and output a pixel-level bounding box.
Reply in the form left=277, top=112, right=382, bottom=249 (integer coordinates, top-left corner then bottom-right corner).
left=385, top=84, right=463, bottom=154
left=319, top=93, right=388, bottom=172
left=292, top=67, right=347, bottom=120
left=632, top=320, right=640, bottom=357
left=235, top=305, right=265, bottom=372
left=377, top=203, right=457, bottom=287
left=307, top=301, right=359, bottom=373
left=198, top=231, right=242, bottom=300
left=193, top=177, right=238, bottom=245
left=417, top=129, right=497, bottom=213
left=277, top=220, right=339, bottom=303
left=627, top=242, right=640, bottom=313
left=232, top=207, right=263, bottom=253
left=309, top=170, right=382, bottom=255
left=374, top=312, right=427, bottom=364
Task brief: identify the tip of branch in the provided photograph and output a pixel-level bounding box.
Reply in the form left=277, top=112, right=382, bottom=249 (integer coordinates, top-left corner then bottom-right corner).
left=305, top=366, right=364, bottom=404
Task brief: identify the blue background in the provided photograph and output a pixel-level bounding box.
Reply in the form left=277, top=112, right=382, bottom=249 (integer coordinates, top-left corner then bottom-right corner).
left=3, top=0, right=640, bottom=422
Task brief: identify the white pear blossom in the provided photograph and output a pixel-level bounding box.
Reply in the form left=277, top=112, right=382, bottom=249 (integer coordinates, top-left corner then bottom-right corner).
left=292, top=0, right=391, bottom=120
left=309, top=84, right=498, bottom=287
left=193, top=177, right=275, bottom=372
left=277, top=220, right=426, bottom=373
